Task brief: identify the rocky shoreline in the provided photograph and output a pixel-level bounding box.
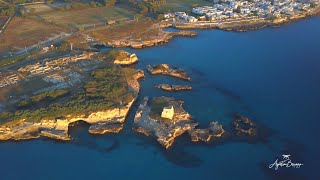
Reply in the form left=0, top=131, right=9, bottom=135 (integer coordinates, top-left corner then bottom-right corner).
left=104, top=30, right=196, bottom=49
left=132, top=96, right=226, bottom=148
left=155, top=84, right=192, bottom=91
left=0, top=70, right=145, bottom=141
left=147, top=64, right=191, bottom=81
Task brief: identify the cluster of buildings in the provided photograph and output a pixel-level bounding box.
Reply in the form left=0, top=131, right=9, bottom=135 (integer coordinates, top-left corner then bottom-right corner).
left=168, top=12, right=199, bottom=23
left=0, top=73, right=22, bottom=88
left=164, top=0, right=318, bottom=22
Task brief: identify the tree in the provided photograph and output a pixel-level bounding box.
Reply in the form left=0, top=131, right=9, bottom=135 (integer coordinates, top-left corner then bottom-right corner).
left=8, top=3, right=15, bottom=16
left=134, top=14, right=142, bottom=22
left=235, top=6, right=241, bottom=14
left=30, top=8, right=36, bottom=14
left=157, top=14, right=163, bottom=21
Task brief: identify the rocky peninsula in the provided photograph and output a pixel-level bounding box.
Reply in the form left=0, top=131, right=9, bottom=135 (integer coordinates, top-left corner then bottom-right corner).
left=0, top=64, right=145, bottom=141
left=147, top=64, right=191, bottom=81
left=155, top=84, right=192, bottom=91
left=107, top=30, right=197, bottom=49
left=132, top=96, right=225, bottom=148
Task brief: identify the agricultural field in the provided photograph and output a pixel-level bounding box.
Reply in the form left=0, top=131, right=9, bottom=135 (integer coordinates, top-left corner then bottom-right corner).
left=159, top=0, right=212, bottom=12
left=88, top=20, right=159, bottom=42
left=23, top=3, right=58, bottom=14
left=26, top=3, right=137, bottom=29
left=0, top=16, right=67, bottom=55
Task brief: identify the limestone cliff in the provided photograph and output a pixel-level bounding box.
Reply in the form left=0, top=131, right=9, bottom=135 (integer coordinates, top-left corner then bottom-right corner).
left=0, top=70, right=144, bottom=141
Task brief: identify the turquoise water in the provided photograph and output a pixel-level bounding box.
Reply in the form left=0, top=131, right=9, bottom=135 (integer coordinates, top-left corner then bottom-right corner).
left=1, top=17, right=320, bottom=180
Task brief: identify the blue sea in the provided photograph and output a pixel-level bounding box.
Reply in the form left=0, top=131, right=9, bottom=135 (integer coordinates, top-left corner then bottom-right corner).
left=1, top=17, right=320, bottom=180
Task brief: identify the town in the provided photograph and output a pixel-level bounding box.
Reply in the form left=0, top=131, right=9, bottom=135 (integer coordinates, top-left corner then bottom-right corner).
left=164, top=0, right=319, bottom=23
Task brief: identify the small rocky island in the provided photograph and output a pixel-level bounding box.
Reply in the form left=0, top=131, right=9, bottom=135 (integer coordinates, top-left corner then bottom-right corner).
left=147, top=64, right=191, bottom=81
left=233, top=113, right=257, bottom=136
left=155, top=84, right=192, bottom=91
left=133, top=96, right=225, bottom=148
left=188, top=121, right=225, bottom=142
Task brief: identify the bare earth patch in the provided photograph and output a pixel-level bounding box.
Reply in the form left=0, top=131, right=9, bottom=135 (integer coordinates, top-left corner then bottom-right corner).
left=0, top=17, right=67, bottom=54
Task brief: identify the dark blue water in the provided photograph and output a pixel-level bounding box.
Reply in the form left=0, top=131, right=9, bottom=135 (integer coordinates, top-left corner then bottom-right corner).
left=1, top=17, right=320, bottom=180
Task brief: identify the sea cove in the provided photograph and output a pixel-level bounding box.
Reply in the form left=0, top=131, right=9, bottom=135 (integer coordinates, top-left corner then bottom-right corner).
left=0, top=16, right=320, bottom=180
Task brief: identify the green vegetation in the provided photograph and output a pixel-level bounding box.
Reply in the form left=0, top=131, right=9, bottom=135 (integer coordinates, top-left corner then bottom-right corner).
left=17, top=89, right=70, bottom=108
left=103, top=50, right=128, bottom=61
left=150, top=97, right=169, bottom=119
left=31, top=89, right=70, bottom=103
left=0, top=66, right=136, bottom=124
left=128, top=0, right=166, bottom=14
left=0, top=1, right=15, bottom=16
left=234, top=6, right=241, bottom=14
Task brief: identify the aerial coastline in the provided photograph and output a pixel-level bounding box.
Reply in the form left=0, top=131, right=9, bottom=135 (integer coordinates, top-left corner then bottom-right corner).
left=0, top=0, right=319, bottom=147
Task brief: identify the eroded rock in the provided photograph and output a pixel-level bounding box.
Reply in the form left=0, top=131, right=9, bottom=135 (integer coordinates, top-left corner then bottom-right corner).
left=233, top=113, right=257, bottom=136
left=133, top=96, right=197, bottom=149
left=188, top=121, right=225, bottom=142
left=147, top=64, right=191, bottom=81
left=155, top=84, right=192, bottom=91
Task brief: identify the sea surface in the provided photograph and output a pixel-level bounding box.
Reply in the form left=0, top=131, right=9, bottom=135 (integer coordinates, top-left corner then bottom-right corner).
left=1, top=17, right=320, bottom=180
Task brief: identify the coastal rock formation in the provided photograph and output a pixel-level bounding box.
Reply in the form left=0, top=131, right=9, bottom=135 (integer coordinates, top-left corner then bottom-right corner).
left=233, top=113, right=257, bottom=136
left=0, top=69, right=144, bottom=141
left=155, top=84, right=192, bottom=91
left=133, top=96, right=226, bottom=148
left=113, top=51, right=138, bottom=65
left=88, top=123, right=124, bottom=134
left=107, top=31, right=197, bottom=49
left=133, top=96, right=197, bottom=149
left=188, top=121, right=225, bottom=142
left=147, top=64, right=191, bottom=81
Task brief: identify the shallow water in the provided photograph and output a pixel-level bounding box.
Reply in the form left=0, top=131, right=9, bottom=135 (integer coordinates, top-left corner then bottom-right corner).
left=1, top=17, right=320, bottom=180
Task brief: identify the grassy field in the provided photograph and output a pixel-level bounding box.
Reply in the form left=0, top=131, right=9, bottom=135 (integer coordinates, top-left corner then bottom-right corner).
left=160, top=0, right=212, bottom=12
left=0, top=3, right=138, bottom=56
left=0, top=16, right=66, bottom=54
left=23, top=3, right=57, bottom=13
left=30, top=5, right=137, bottom=29
left=88, top=19, right=159, bottom=42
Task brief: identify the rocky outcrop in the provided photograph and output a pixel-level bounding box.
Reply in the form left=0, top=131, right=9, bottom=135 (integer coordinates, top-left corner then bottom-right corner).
left=147, top=64, right=191, bottom=81
left=188, top=121, right=225, bottom=142
left=133, top=96, right=197, bottom=149
left=0, top=69, right=144, bottom=141
left=113, top=51, right=138, bottom=65
left=132, top=96, right=226, bottom=148
left=233, top=113, right=256, bottom=136
left=155, top=84, right=192, bottom=91
left=107, top=31, right=196, bottom=49
left=89, top=123, right=123, bottom=134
